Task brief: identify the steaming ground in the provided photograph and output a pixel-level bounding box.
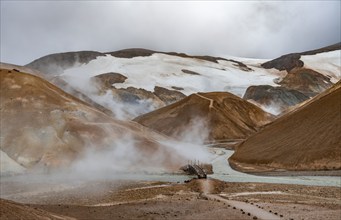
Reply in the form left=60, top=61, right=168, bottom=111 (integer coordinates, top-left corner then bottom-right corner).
left=0, top=68, right=213, bottom=177
left=1, top=147, right=340, bottom=219
left=1, top=46, right=341, bottom=219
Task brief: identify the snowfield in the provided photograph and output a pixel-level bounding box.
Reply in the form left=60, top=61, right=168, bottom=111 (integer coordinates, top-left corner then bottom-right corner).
left=300, top=50, right=341, bottom=83
left=61, top=53, right=282, bottom=97
left=58, top=50, right=340, bottom=118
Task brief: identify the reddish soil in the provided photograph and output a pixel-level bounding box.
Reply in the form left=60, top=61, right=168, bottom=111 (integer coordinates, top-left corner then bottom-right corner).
left=230, top=81, right=341, bottom=172
left=134, top=92, right=274, bottom=144
left=0, top=69, right=185, bottom=171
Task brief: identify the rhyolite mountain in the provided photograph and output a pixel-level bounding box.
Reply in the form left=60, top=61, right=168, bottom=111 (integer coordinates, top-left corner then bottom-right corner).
left=0, top=68, right=190, bottom=173
left=134, top=92, right=274, bottom=147
left=24, top=44, right=340, bottom=117
left=229, top=81, right=341, bottom=172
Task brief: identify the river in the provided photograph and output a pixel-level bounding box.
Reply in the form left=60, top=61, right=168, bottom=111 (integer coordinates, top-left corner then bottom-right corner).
left=209, top=148, right=341, bottom=187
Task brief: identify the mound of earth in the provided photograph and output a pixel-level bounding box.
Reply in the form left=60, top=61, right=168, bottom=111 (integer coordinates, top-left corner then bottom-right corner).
left=229, top=81, right=341, bottom=172
left=243, top=85, right=309, bottom=112
left=0, top=69, right=186, bottom=172
left=134, top=92, right=274, bottom=143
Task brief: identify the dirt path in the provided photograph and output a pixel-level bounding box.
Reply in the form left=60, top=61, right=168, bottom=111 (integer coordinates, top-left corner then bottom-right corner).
left=206, top=194, right=281, bottom=220
left=195, top=93, right=214, bottom=109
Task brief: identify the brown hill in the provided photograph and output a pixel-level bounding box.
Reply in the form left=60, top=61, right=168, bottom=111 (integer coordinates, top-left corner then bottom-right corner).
left=134, top=92, right=274, bottom=144
left=0, top=69, right=184, bottom=171
left=229, top=81, right=341, bottom=172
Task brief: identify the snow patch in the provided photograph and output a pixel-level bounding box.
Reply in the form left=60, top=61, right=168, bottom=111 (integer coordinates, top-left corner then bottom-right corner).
left=300, top=50, right=341, bottom=83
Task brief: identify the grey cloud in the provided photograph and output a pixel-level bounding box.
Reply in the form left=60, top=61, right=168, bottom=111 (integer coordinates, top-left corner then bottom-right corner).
left=0, top=1, right=340, bottom=65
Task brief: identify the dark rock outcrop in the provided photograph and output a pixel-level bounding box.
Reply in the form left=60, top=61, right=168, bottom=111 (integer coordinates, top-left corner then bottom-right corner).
left=261, top=43, right=341, bottom=72
left=92, top=72, right=127, bottom=89
left=26, top=51, right=105, bottom=75
left=112, top=87, right=164, bottom=107
left=153, top=86, right=186, bottom=105
left=244, top=68, right=334, bottom=112
left=261, top=53, right=304, bottom=72
left=278, top=68, right=333, bottom=96
left=181, top=69, right=201, bottom=75
left=243, top=85, right=309, bottom=111
left=108, top=48, right=156, bottom=58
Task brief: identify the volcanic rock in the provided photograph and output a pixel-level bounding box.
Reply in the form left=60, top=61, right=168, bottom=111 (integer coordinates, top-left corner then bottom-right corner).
left=92, top=72, right=127, bottom=90
left=277, top=68, right=333, bottom=96
left=153, top=86, right=186, bottom=105
left=243, top=85, right=310, bottom=112
left=261, top=43, right=341, bottom=72
left=112, top=87, right=165, bottom=108
left=26, top=51, right=105, bottom=75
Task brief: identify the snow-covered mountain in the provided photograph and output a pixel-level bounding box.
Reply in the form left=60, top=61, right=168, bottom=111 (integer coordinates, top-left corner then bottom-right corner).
left=24, top=45, right=340, bottom=118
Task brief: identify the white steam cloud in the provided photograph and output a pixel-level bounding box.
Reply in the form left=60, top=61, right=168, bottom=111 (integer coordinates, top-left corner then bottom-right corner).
left=47, top=70, right=211, bottom=178
left=91, top=90, right=158, bottom=120
left=70, top=118, right=210, bottom=178
left=260, top=102, right=283, bottom=115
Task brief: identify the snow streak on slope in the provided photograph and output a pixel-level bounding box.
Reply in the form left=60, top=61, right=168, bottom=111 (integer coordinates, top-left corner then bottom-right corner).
left=300, top=50, right=341, bottom=83
left=61, top=53, right=280, bottom=97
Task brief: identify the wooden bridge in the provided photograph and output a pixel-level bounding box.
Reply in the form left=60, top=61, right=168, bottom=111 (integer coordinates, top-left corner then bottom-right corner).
left=181, top=163, right=207, bottom=179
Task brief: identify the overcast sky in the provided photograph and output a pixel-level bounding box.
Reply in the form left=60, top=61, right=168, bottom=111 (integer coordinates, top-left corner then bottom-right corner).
left=1, top=1, right=340, bottom=65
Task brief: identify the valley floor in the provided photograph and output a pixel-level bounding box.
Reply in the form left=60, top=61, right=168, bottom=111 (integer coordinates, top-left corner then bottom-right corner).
left=1, top=178, right=340, bottom=220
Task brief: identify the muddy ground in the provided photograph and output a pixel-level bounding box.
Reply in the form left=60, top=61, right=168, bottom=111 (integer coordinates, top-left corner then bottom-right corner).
left=1, top=178, right=340, bottom=220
